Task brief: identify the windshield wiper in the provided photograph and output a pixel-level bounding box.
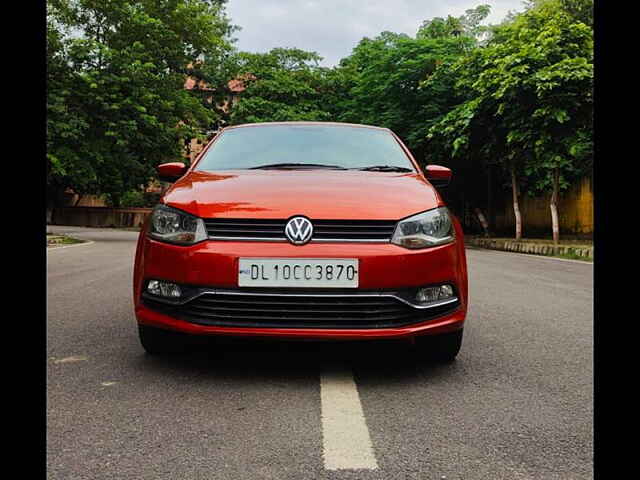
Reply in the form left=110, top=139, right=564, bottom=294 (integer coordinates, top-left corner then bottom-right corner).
left=355, top=165, right=414, bottom=172
left=249, top=163, right=347, bottom=170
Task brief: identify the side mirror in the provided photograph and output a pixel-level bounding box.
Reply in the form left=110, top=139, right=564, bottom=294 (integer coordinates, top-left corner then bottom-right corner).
left=157, top=162, right=187, bottom=183
left=425, top=165, right=452, bottom=188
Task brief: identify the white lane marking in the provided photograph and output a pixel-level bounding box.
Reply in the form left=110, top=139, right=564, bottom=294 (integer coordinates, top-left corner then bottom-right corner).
left=46, top=240, right=95, bottom=252
left=101, top=381, right=117, bottom=387
left=320, top=366, right=378, bottom=470
left=53, top=355, right=88, bottom=364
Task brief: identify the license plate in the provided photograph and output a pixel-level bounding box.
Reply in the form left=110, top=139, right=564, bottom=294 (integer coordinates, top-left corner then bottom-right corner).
left=238, top=258, right=359, bottom=288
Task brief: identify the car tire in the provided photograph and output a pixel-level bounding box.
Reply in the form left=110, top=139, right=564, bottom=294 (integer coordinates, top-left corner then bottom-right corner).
left=415, top=329, right=463, bottom=363
left=138, top=325, right=190, bottom=355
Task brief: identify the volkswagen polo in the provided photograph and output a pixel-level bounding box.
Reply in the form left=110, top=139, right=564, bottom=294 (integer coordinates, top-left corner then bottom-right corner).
left=133, top=122, right=468, bottom=360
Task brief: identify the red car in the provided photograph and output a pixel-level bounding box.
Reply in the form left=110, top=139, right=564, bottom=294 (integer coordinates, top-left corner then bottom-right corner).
left=133, top=122, right=468, bottom=360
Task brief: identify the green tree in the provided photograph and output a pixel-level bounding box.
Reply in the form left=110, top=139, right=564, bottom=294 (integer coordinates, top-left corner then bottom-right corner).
left=334, top=6, right=492, bottom=162
left=417, top=4, right=491, bottom=44
left=47, top=0, right=235, bottom=206
left=47, top=7, right=93, bottom=205
left=220, top=48, right=334, bottom=124
left=427, top=0, right=593, bottom=242
left=335, top=32, right=471, bottom=160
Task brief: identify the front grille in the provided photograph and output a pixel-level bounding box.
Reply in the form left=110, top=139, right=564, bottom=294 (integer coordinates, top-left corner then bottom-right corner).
left=143, top=289, right=459, bottom=329
left=203, top=218, right=397, bottom=242
left=313, top=220, right=396, bottom=241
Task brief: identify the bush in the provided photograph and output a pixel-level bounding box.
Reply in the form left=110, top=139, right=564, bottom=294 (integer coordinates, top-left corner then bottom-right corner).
left=119, top=190, right=146, bottom=208
left=143, top=192, right=162, bottom=207
left=114, top=190, right=162, bottom=208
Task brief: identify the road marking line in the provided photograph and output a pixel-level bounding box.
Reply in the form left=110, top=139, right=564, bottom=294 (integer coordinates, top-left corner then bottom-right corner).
left=53, top=355, right=88, bottom=364
left=46, top=240, right=95, bottom=252
left=320, top=366, right=378, bottom=470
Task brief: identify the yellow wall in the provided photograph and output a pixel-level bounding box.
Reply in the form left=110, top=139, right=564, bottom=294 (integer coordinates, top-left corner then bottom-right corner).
left=496, top=176, right=593, bottom=236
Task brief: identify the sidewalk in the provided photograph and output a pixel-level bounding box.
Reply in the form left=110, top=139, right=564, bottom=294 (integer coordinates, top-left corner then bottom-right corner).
left=466, top=236, right=593, bottom=260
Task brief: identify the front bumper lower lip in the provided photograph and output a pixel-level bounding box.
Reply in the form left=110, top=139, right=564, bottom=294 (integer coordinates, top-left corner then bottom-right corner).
left=135, top=303, right=466, bottom=339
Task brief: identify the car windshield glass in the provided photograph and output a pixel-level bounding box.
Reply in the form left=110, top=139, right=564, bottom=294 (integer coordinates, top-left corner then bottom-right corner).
left=194, top=124, right=416, bottom=172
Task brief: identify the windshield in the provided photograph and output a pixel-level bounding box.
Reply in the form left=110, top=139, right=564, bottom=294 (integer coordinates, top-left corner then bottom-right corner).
left=194, top=124, right=416, bottom=172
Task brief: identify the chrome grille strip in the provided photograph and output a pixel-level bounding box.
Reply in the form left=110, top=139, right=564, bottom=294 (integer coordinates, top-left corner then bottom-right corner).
left=206, top=236, right=389, bottom=243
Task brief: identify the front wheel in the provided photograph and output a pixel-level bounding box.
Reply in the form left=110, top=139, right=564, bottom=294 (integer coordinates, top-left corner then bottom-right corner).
left=138, top=325, right=191, bottom=355
left=414, top=329, right=463, bottom=363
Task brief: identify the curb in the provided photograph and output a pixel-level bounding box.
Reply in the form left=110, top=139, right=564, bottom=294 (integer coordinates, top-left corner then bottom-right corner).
left=466, top=237, right=593, bottom=260
left=46, top=239, right=94, bottom=251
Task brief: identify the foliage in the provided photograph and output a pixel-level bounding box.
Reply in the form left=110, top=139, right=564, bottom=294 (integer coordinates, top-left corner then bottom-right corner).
left=334, top=33, right=468, bottom=160
left=113, top=189, right=161, bottom=208
left=117, top=190, right=145, bottom=208
left=417, top=4, right=492, bottom=45
left=47, top=10, right=92, bottom=201
left=47, top=0, right=235, bottom=206
left=331, top=5, right=492, bottom=162
left=208, top=5, right=492, bottom=164
left=427, top=0, right=593, bottom=197
left=219, top=48, right=335, bottom=124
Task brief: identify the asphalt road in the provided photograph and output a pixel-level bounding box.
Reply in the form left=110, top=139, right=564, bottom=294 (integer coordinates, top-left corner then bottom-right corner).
left=47, top=226, right=593, bottom=480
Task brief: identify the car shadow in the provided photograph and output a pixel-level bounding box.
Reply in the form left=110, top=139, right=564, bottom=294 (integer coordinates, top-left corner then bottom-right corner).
left=132, top=336, right=461, bottom=385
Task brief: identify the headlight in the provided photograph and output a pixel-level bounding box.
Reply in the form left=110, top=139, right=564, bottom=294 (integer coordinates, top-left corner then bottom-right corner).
left=148, top=204, right=207, bottom=245
left=391, top=207, right=455, bottom=249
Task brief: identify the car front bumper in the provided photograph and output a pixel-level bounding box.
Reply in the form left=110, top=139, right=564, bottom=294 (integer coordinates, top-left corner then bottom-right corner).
left=133, top=227, right=468, bottom=340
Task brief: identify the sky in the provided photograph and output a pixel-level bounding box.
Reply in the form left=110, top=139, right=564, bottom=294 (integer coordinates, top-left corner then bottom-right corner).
left=225, top=0, right=527, bottom=67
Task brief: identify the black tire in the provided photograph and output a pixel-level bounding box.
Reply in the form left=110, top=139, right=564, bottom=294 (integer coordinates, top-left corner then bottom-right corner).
left=415, top=329, right=463, bottom=363
left=138, top=325, right=191, bottom=355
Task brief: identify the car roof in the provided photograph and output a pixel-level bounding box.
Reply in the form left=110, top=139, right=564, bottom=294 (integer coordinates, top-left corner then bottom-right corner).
left=222, top=121, right=389, bottom=132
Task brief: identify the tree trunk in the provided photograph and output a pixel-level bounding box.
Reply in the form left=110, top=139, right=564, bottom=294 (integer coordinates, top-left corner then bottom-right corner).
left=511, top=168, right=522, bottom=241
left=474, top=208, right=490, bottom=238
left=550, top=168, right=560, bottom=244
left=487, top=165, right=493, bottom=233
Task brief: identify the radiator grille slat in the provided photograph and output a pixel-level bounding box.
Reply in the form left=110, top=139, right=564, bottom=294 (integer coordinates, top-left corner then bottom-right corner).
left=196, top=297, right=394, bottom=308
left=187, top=303, right=403, bottom=315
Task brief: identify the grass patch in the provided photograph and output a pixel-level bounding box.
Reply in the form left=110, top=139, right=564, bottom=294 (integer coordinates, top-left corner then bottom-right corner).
left=554, top=252, right=593, bottom=262
left=47, top=235, right=86, bottom=247
left=59, top=236, right=84, bottom=245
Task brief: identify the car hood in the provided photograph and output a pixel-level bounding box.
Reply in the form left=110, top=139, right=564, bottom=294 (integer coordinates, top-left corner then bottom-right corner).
left=162, top=170, right=443, bottom=220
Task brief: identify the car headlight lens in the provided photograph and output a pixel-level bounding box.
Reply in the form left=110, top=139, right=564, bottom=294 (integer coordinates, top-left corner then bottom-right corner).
left=148, top=204, right=207, bottom=245
left=391, top=207, right=455, bottom=249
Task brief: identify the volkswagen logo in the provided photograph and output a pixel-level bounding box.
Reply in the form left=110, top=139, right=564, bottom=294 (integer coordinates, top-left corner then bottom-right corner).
left=285, top=216, right=313, bottom=245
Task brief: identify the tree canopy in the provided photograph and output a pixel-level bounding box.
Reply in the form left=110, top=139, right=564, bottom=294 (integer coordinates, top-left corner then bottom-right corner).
left=223, top=48, right=334, bottom=124
left=47, top=0, right=235, bottom=206
left=428, top=0, right=592, bottom=190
